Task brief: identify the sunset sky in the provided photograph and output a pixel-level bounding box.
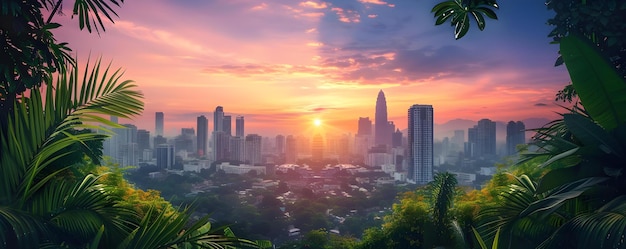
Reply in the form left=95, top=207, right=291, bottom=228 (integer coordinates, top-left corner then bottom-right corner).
left=55, top=0, right=571, bottom=137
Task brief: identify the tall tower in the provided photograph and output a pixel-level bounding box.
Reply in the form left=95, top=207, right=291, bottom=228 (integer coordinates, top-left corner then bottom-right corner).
left=155, top=112, right=164, bottom=136
left=506, top=121, right=526, bottom=156
left=358, top=117, right=372, bottom=135
left=468, top=119, right=497, bottom=158
left=408, top=104, right=433, bottom=184
left=235, top=116, right=244, bottom=137
left=375, top=90, right=390, bottom=146
left=213, top=106, right=224, bottom=132
left=245, top=134, right=263, bottom=165
left=285, top=135, right=297, bottom=163
left=223, top=115, right=232, bottom=136
left=197, top=115, right=208, bottom=157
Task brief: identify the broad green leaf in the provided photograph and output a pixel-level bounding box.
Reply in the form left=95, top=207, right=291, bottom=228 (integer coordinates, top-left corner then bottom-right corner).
left=560, top=35, right=626, bottom=131
left=563, top=113, right=625, bottom=157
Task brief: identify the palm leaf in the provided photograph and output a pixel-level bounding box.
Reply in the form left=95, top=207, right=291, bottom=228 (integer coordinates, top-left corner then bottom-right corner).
left=72, top=0, right=124, bottom=34
left=0, top=57, right=143, bottom=247
left=539, top=195, right=626, bottom=249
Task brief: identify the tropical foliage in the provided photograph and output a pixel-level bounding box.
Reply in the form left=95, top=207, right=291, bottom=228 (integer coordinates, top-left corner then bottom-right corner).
left=431, top=0, right=499, bottom=39
left=1, top=0, right=269, bottom=248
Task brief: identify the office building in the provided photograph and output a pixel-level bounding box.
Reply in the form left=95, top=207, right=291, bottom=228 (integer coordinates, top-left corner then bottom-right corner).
left=408, top=104, right=434, bottom=184
left=197, top=115, right=208, bottom=157
left=155, top=112, right=164, bottom=136
left=285, top=135, right=297, bottom=163
left=156, top=144, right=175, bottom=170
left=223, top=115, right=232, bottom=136
left=214, top=106, right=224, bottom=132
left=506, top=121, right=526, bottom=155
left=358, top=117, right=372, bottom=135
left=467, top=119, right=497, bottom=158
left=311, top=133, right=324, bottom=161
left=245, top=134, right=263, bottom=165
left=236, top=116, right=244, bottom=137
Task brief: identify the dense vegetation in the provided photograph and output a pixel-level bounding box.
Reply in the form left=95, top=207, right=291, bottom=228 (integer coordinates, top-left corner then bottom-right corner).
left=0, top=0, right=267, bottom=248
left=2, top=0, right=624, bottom=248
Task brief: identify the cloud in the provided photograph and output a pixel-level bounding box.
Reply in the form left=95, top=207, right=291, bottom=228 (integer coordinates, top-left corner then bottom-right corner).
left=358, top=0, right=388, bottom=5
left=113, top=21, right=209, bottom=55
left=534, top=103, right=548, bottom=107
left=331, top=7, right=361, bottom=23
left=251, top=3, right=268, bottom=10
left=299, top=1, right=329, bottom=9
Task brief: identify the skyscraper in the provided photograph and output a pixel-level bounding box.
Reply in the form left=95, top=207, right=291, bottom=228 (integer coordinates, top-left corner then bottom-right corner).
left=375, top=90, right=391, bottom=146
left=408, top=104, right=434, bottom=184
left=506, top=121, right=526, bottom=156
left=197, top=115, right=208, bottom=157
left=392, top=129, right=403, bottom=148
left=467, top=119, right=497, bottom=158
left=156, top=144, right=175, bottom=170
left=311, top=133, right=324, bottom=161
left=223, top=115, right=232, bottom=136
left=285, top=135, right=297, bottom=163
left=214, top=106, right=224, bottom=132
left=155, top=112, right=164, bottom=136
left=275, top=135, right=285, bottom=154
left=137, top=129, right=151, bottom=162
left=137, top=129, right=150, bottom=150
left=358, top=117, right=372, bottom=135
left=245, top=134, right=262, bottom=165
left=236, top=116, right=244, bottom=137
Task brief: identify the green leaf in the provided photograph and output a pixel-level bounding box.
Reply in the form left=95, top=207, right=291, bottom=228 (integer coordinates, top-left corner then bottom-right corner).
left=560, top=35, right=626, bottom=131
left=521, top=177, right=608, bottom=217
left=563, top=113, right=624, bottom=157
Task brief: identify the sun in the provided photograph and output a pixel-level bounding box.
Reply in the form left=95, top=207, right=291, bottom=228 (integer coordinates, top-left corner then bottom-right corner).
left=314, top=118, right=322, bottom=127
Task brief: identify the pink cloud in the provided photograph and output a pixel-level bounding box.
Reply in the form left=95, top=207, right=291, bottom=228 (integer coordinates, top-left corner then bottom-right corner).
left=299, top=1, right=329, bottom=9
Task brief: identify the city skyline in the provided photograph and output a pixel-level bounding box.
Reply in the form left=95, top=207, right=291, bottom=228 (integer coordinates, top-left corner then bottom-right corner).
left=55, top=0, right=571, bottom=136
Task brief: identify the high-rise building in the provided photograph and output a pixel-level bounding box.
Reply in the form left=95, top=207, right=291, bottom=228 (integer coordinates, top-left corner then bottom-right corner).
left=213, top=131, right=229, bottom=162
left=311, top=133, right=324, bottom=161
left=197, top=115, right=208, bottom=157
left=285, top=135, right=297, bottom=163
left=155, top=112, right=164, bottom=136
left=103, top=124, right=138, bottom=167
left=375, top=90, right=391, bottom=146
left=358, top=117, right=372, bottom=135
left=408, top=104, right=434, bottom=184
left=214, top=106, right=224, bottom=132
left=153, top=135, right=167, bottom=147
left=392, top=129, right=403, bottom=148
left=506, top=121, right=526, bottom=156
left=230, top=136, right=245, bottom=162
left=467, top=119, right=497, bottom=158
left=236, top=116, right=244, bottom=137
left=451, top=130, right=464, bottom=152
left=137, top=129, right=150, bottom=151
left=245, top=134, right=262, bottom=165
left=275, top=135, right=285, bottom=154
left=175, top=128, right=195, bottom=153
left=223, top=115, right=232, bottom=136
left=156, top=144, right=175, bottom=170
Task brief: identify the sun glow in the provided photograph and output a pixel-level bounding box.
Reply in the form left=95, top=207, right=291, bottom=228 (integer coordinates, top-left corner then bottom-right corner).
left=314, top=118, right=322, bottom=127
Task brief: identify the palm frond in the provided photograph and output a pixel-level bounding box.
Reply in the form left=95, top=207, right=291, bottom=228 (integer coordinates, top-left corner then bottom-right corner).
left=539, top=195, right=626, bottom=249
left=0, top=57, right=143, bottom=247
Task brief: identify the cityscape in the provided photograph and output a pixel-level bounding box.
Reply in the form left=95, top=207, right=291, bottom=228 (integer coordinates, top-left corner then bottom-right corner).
left=100, top=88, right=531, bottom=245
left=104, top=89, right=527, bottom=187
left=4, top=0, right=620, bottom=248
